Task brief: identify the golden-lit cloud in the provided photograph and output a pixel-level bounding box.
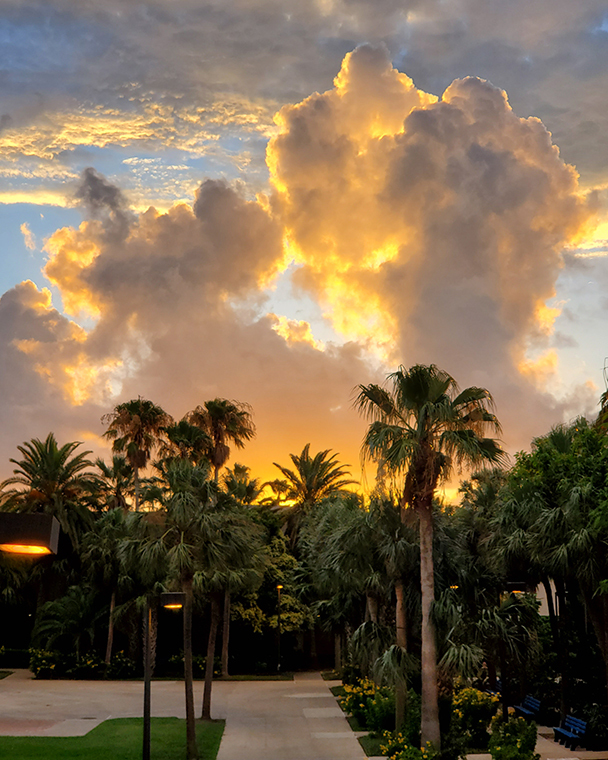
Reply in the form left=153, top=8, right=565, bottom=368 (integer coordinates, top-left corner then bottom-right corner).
left=270, top=314, right=324, bottom=350
left=268, top=44, right=596, bottom=449
left=44, top=224, right=102, bottom=318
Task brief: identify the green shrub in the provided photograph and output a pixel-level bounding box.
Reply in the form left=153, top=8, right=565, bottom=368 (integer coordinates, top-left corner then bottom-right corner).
left=66, top=653, right=105, bottom=679
left=106, top=651, right=136, bottom=679
left=367, top=687, right=396, bottom=734
left=380, top=731, right=438, bottom=760
left=451, top=686, right=499, bottom=750
left=340, top=677, right=378, bottom=726
left=488, top=715, right=540, bottom=760
left=29, top=649, right=62, bottom=679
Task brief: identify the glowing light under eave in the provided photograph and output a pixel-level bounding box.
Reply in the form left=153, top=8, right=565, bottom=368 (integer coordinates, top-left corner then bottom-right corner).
left=0, top=544, right=52, bottom=555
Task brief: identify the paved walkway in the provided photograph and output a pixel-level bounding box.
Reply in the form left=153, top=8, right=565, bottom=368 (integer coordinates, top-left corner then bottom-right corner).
left=0, top=670, right=364, bottom=759
left=3, top=670, right=608, bottom=760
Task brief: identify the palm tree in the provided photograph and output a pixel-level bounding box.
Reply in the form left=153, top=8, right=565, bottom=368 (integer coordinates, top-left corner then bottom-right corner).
left=158, top=420, right=211, bottom=466
left=102, top=398, right=173, bottom=511
left=271, top=444, right=357, bottom=546
left=355, top=364, right=504, bottom=749
left=185, top=399, right=256, bottom=677
left=186, top=399, right=256, bottom=482
left=222, top=463, right=262, bottom=504
left=94, top=455, right=133, bottom=512
left=81, top=508, right=136, bottom=665
left=0, top=433, right=96, bottom=551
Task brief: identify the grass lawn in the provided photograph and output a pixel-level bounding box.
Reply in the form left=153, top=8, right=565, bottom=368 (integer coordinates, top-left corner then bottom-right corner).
left=0, top=670, right=12, bottom=680
left=0, top=717, right=224, bottom=760
left=358, top=732, right=384, bottom=757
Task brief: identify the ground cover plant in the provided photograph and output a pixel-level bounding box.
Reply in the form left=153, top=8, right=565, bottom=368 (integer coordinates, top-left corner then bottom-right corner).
left=0, top=717, right=224, bottom=760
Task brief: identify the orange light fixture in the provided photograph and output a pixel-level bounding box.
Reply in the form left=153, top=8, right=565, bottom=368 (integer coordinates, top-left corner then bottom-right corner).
left=0, top=544, right=52, bottom=555
left=277, top=584, right=283, bottom=590
left=160, top=592, right=185, bottom=609
left=0, top=513, right=60, bottom=556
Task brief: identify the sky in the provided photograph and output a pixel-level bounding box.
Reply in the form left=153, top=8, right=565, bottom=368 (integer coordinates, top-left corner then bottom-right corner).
left=1, top=0, right=608, bottom=492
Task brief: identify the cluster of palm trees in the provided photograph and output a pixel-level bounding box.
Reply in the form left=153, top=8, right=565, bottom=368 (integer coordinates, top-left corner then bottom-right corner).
left=3, top=368, right=608, bottom=756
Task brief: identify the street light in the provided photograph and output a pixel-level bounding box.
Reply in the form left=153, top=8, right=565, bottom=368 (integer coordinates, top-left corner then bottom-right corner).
left=142, top=592, right=189, bottom=760
left=0, top=513, right=60, bottom=555
left=276, top=584, right=283, bottom=673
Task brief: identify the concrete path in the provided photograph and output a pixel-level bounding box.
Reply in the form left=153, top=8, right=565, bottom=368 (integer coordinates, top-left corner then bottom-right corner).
left=0, top=670, right=364, bottom=759
left=216, top=672, right=364, bottom=760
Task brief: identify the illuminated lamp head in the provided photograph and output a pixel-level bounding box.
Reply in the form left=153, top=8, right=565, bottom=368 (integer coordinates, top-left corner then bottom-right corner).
left=160, top=591, right=186, bottom=609
left=0, top=513, right=60, bottom=556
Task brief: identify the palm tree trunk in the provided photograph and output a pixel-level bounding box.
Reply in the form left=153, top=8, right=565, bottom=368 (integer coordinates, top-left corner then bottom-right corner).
left=221, top=588, right=230, bottom=678
left=395, top=578, right=408, bottom=732
left=366, top=592, right=379, bottom=623
left=202, top=594, right=221, bottom=720
left=183, top=576, right=199, bottom=759
left=334, top=631, right=342, bottom=671
left=419, top=505, right=440, bottom=749
left=134, top=466, right=140, bottom=512
left=105, top=590, right=116, bottom=665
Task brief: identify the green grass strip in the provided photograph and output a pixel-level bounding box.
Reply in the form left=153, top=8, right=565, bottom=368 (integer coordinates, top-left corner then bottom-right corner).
left=358, top=733, right=384, bottom=757
left=0, top=717, right=224, bottom=760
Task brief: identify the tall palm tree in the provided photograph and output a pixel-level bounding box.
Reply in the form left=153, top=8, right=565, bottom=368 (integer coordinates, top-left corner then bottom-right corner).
left=102, top=398, right=173, bottom=511
left=186, top=399, right=256, bottom=482
left=0, top=433, right=96, bottom=551
left=185, top=399, right=256, bottom=676
left=355, top=364, right=504, bottom=749
left=271, top=444, right=357, bottom=545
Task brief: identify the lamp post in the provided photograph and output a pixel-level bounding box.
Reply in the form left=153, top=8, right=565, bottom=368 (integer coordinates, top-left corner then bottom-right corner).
left=160, top=590, right=198, bottom=760
left=276, top=584, right=283, bottom=674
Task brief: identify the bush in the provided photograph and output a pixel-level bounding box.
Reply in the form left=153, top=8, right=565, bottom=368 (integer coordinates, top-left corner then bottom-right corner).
left=66, top=653, right=105, bottom=680
left=342, top=663, right=363, bottom=685
left=488, top=715, right=540, bottom=760
left=451, top=687, right=499, bottom=750
left=339, top=677, right=395, bottom=733
left=380, top=732, right=438, bottom=760
left=340, top=677, right=378, bottom=726
left=106, top=651, right=136, bottom=679
left=29, top=649, right=62, bottom=679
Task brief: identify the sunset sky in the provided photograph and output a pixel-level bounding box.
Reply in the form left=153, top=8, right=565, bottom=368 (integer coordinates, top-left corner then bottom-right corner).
left=1, top=0, right=607, bottom=492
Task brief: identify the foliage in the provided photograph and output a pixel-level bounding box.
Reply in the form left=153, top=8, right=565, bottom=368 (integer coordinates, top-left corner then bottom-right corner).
left=105, top=651, right=136, bottom=679
left=270, top=444, right=356, bottom=544
left=488, top=715, right=539, bottom=760
left=450, top=687, right=498, bottom=750
left=380, top=731, right=439, bottom=760
left=0, top=432, right=97, bottom=549
left=185, top=398, right=256, bottom=480
left=339, top=677, right=396, bottom=734
left=29, top=648, right=135, bottom=679
left=29, top=649, right=61, bottom=679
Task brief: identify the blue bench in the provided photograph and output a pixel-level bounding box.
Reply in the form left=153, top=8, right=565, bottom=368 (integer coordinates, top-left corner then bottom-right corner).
left=514, top=695, right=540, bottom=720
left=553, top=715, right=587, bottom=751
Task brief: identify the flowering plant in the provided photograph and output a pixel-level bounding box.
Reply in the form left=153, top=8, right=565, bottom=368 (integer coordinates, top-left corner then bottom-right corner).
left=451, top=686, right=499, bottom=749
left=488, top=715, right=540, bottom=760
left=380, top=731, right=438, bottom=760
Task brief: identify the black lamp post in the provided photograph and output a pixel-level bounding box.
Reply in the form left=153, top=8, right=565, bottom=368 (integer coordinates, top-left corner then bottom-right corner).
left=277, top=584, right=283, bottom=673
left=142, top=592, right=190, bottom=760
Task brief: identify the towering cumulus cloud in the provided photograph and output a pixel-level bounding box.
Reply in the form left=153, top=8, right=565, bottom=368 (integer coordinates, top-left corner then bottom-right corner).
left=0, top=45, right=597, bottom=480
left=268, top=44, right=597, bottom=448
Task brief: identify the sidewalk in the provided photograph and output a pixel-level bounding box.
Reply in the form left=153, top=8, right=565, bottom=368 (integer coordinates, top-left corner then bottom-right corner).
left=0, top=670, right=364, bottom=759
